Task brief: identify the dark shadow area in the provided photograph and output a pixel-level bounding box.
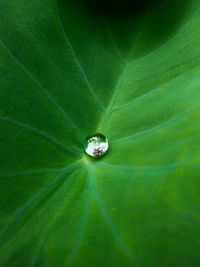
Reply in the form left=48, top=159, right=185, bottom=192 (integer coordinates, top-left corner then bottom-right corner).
left=62, top=0, right=191, bottom=47
left=80, top=0, right=161, bottom=20
left=65, top=0, right=191, bottom=24
left=77, top=0, right=191, bottom=58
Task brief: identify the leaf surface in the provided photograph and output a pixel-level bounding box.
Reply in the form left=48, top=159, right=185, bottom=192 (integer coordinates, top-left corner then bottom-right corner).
left=1, top=0, right=200, bottom=266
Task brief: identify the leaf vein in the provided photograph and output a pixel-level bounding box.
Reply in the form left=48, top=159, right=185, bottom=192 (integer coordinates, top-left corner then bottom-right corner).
left=112, top=104, right=200, bottom=144
left=0, top=116, right=79, bottom=155
left=0, top=40, right=83, bottom=138
left=114, top=64, right=200, bottom=110
left=86, top=164, right=139, bottom=264
left=55, top=2, right=105, bottom=111
left=0, top=168, right=63, bottom=178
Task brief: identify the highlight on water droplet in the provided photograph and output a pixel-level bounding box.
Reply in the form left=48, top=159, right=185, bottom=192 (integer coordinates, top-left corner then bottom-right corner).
left=83, top=133, right=109, bottom=158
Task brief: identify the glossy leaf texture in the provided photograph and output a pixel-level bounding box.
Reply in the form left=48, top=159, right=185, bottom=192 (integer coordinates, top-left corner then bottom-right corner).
left=1, top=0, right=200, bottom=266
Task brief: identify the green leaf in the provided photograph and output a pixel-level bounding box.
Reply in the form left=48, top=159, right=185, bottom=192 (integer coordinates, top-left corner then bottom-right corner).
left=1, top=0, right=200, bottom=266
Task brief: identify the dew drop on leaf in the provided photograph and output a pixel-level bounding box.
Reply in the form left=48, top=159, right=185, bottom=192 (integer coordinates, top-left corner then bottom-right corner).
left=83, top=133, right=109, bottom=158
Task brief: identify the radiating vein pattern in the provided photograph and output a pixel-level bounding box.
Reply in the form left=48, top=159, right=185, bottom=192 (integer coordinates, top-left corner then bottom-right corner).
left=1, top=0, right=200, bottom=266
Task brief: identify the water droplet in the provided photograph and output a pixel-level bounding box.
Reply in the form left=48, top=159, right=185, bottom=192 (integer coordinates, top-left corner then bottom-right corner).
left=83, top=133, right=109, bottom=158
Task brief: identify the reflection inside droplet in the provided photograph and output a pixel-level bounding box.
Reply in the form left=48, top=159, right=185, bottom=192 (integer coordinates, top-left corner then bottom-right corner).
left=83, top=133, right=109, bottom=158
